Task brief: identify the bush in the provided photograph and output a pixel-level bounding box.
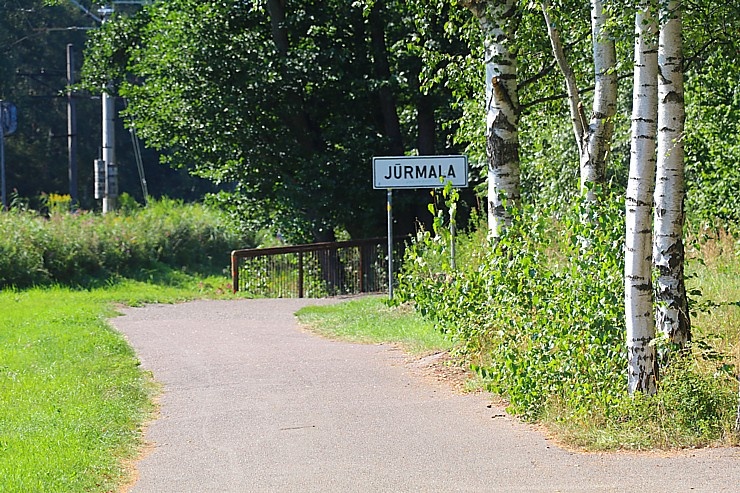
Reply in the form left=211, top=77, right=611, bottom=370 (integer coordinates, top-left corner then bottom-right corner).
left=396, top=192, right=627, bottom=419
left=395, top=188, right=739, bottom=447
left=0, top=198, right=246, bottom=289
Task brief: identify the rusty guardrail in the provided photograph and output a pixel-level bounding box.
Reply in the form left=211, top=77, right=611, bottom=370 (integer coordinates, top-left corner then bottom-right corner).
left=231, top=237, right=405, bottom=297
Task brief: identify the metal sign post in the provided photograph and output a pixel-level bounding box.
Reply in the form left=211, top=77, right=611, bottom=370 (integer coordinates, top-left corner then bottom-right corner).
left=372, top=155, right=468, bottom=300
left=386, top=188, right=393, bottom=300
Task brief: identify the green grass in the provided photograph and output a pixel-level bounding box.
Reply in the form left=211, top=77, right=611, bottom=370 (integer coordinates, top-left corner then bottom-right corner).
left=296, top=295, right=451, bottom=355
left=299, top=234, right=740, bottom=451
left=0, top=275, right=232, bottom=493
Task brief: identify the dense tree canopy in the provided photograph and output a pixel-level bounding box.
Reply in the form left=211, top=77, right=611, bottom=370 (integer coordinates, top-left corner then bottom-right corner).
left=3, top=0, right=740, bottom=237
left=0, top=1, right=92, bottom=204
left=81, top=0, right=469, bottom=241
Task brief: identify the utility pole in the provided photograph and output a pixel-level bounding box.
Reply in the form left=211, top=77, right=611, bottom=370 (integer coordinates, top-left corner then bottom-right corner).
left=100, top=6, right=117, bottom=213
left=101, top=82, right=117, bottom=213
left=67, top=44, right=78, bottom=208
left=0, top=121, right=5, bottom=211
left=64, top=0, right=151, bottom=213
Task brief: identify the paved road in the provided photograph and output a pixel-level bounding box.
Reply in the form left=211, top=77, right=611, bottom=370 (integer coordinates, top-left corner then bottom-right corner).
left=112, top=299, right=740, bottom=493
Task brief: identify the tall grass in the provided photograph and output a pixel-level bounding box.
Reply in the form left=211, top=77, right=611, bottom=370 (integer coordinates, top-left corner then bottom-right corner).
left=0, top=198, right=246, bottom=289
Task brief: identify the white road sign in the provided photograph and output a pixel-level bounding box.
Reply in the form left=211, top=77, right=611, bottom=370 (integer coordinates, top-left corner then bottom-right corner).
left=373, top=155, right=468, bottom=189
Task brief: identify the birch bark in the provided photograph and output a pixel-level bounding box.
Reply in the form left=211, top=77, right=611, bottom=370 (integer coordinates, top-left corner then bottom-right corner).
left=654, top=0, right=690, bottom=346
left=582, top=0, right=617, bottom=198
left=465, top=0, right=521, bottom=237
left=626, top=0, right=658, bottom=395
left=541, top=0, right=616, bottom=200
left=542, top=2, right=585, bottom=154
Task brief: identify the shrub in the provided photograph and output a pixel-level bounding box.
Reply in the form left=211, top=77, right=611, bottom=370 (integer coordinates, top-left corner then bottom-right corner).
left=396, top=192, right=627, bottom=420
left=395, top=188, right=739, bottom=446
left=0, top=199, right=246, bottom=289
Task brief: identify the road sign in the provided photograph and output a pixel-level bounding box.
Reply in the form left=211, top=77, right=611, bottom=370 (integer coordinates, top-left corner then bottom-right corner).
left=1, top=102, right=17, bottom=136
left=372, top=155, right=468, bottom=300
left=372, top=155, right=468, bottom=189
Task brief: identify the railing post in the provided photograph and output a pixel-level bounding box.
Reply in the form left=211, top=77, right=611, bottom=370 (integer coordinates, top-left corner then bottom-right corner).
left=358, top=244, right=365, bottom=293
left=231, top=251, right=239, bottom=293
left=298, top=251, right=304, bottom=298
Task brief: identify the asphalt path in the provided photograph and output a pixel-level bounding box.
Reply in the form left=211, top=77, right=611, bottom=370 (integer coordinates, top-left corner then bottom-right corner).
left=111, top=298, right=740, bottom=493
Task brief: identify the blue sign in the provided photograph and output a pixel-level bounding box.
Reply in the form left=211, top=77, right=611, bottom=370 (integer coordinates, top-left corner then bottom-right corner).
left=1, top=102, right=17, bottom=136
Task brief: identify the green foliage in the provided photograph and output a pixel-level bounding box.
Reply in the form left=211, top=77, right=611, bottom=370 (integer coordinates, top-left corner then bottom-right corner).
left=396, top=191, right=627, bottom=419
left=685, top=57, right=740, bottom=232
left=395, top=188, right=740, bottom=446
left=81, top=0, right=467, bottom=241
left=0, top=198, right=246, bottom=289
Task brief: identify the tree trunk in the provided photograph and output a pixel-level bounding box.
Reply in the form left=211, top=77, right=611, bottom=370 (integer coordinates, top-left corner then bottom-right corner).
left=542, top=2, right=586, bottom=157
left=370, top=1, right=404, bottom=155
left=542, top=0, right=616, bottom=200
left=266, top=0, right=289, bottom=55
left=266, top=0, right=324, bottom=156
left=465, top=0, right=521, bottom=237
left=654, top=0, right=690, bottom=346
left=626, top=0, right=658, bottom=395
left=581, top=0, right=617, bottom=198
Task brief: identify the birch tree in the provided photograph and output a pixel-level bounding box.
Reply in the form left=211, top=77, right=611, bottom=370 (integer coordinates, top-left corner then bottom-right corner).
left=654, top=0, right=690, bottom=346
left=541, top=0, right=617, bottom=200
left=463, top=0, right=521, bottom=237
left=626, top=0, right=658, bottom=395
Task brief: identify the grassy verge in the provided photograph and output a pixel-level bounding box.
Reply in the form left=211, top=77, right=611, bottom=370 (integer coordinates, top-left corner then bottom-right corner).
left=541, top=236, right=740, bottom=450
left=296, top=295, right=451, bottom=355
left=0, top=275, right=231, bottom=493
left=297, top=233, right=740, bottom=451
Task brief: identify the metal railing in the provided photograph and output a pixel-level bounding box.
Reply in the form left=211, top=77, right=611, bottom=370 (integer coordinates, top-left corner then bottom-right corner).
left=231, top=237, right=406, bottom=297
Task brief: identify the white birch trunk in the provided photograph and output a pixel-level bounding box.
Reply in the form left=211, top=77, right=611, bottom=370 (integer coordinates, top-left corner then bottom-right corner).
left=654, top=0, right=690, bottom=346
left=542, top=0, right=616, bottom=200
left=626, top=0, right=658, bottom=395
left=467, top=0, right=520, bottom=237
left=542, top=2, right=586, bottom=151
left=581, top=0, right=617, bottom=199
